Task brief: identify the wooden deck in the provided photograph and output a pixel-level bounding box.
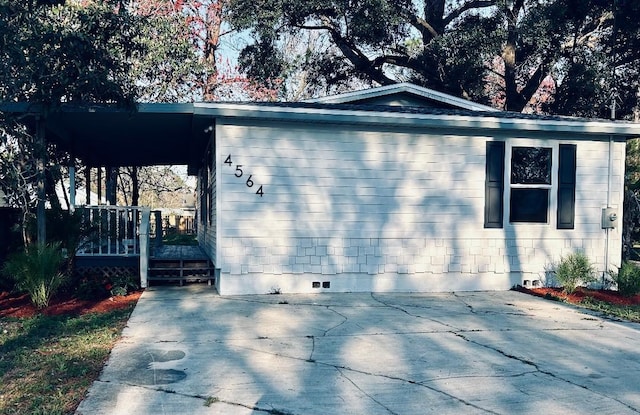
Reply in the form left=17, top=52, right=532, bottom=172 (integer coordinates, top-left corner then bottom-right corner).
left=151, top=245, right=210, bottom=260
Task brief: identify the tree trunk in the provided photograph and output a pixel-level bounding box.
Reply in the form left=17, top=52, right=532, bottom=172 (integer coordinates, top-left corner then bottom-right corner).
left=502, top=0, right=526, bottom=112
left=131, top=166, right=139, bottom=206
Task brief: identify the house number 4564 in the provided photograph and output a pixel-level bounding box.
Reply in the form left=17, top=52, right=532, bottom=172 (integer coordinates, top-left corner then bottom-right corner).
left=224, top=155, right=264, bottom=197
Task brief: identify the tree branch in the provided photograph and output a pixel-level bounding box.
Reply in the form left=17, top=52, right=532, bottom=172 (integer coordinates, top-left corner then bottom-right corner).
left=405, top=13, right=439, bottom=39
left=518, top=56, right=554, bottom=110
left=443, top=0, right=497, bottom=27
left=310, top=16, right=396, bottom=86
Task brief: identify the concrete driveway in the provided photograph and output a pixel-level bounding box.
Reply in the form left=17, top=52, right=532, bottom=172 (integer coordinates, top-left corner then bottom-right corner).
left=76, top=286, right=640, bottom=415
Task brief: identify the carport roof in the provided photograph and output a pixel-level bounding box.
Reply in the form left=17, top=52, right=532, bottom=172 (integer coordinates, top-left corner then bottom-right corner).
left=1, top=102, right=213, bottom=170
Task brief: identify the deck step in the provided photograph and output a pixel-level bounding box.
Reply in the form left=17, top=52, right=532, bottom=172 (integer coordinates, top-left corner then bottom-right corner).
left=148, top=257, right=215, bottom=286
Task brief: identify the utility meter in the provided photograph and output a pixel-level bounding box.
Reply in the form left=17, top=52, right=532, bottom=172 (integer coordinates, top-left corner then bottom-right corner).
left=602, top=207, right=618, bottom=229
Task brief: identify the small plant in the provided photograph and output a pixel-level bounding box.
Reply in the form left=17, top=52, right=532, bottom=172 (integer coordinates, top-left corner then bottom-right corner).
left=612, top=261, right=640, bottom=297
left=554, top=252, right=596, bottom=294
left=75, top=275, right=110, bottom=300
left=2, top=242, right=67, bottom=309
left=109, top=274, right=139, bottom=297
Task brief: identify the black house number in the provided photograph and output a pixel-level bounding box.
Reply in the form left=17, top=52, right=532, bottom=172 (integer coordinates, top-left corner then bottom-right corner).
left=224, top=155, right=264, bottom=197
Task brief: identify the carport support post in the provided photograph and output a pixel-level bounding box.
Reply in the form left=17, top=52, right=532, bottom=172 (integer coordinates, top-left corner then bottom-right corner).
left=154, top=210, right=163, bottom=248
left=139, top=208, right=150, bottom=288
left=106, top=166, right=117, bottom=205
left=35, top=115, right=46, bottom=246
left=69, top=163, right=76, bottom=211
left=85, top=166, right=91, bottom=205
left=97, top=167, right=102, bottom=204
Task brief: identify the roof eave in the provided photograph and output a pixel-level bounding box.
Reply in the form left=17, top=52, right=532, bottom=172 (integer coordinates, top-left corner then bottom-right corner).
left=195, top=103, right=640, bottom=138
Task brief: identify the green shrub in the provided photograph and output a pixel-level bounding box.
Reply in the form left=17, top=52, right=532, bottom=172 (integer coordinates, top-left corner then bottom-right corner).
left=108, top=274, right=139, bottom=297
left=75, top=275, right=110, bottom=301
left=2, top=242, right=67, bottom=308
left=612, top=261, right=640, bottom=297
left=554, top=252, right=597, bottom=294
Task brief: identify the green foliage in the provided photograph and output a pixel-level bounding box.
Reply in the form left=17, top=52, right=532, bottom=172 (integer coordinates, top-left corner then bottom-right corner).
left=163, top=231, right=198, bottom=246
left=228, top=0, right=640, bottom=116
left=0, top=0, right=144, bottom=105
left=579, top=297, right=640, bottom=323
left=75, top=275, right=110, bottom=301
left=554, top=252, right=597, bottom=294
left=612, top=262, right=640, bottom=297
left=108, top=274, right=139, bottom=297
left=0, top=0, right=146, bottom=249
left=76, top=273, right=139, bottom=300
left=2, top=242, right=67, bottom=308
left=131, top=5, right=204, bottom=102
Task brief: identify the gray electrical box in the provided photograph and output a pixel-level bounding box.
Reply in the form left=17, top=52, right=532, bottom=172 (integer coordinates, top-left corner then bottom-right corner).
left=602, top=207, right=618, bottom=229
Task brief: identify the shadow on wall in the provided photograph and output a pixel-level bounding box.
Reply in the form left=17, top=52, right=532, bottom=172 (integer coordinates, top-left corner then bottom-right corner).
left=216, top=122, right=523, bottom=293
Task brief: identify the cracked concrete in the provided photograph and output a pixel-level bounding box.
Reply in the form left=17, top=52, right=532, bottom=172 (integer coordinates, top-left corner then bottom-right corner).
left=76, top=286, right=640, bottom=415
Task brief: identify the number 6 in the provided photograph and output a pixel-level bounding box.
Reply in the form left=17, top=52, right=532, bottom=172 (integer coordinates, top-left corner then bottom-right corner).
left=246, top=175, right=254, bottom=187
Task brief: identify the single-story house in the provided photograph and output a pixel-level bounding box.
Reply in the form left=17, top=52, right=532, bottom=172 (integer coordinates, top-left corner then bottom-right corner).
left=195, top=84, right=639, bottom=294
left=4, top=83, right=640, bottom=295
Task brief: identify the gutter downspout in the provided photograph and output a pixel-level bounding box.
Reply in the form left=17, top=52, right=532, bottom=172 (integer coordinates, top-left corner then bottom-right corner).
left=605, top=93, right=617, bottom=285
left=605, top=135, right=613, bottom=285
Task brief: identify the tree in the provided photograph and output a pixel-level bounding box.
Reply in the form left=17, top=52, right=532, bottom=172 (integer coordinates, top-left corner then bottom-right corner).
left=0, top=0, right=145, bottom=246
left=116, top=166, right=193, bottom=208
left=227, top=0, right=640, bottom=116
left=132, top=0, right=281, bottom=102
left=545, top=0, right=640, bottom=119
left=130, top=0, right=206, bottom=102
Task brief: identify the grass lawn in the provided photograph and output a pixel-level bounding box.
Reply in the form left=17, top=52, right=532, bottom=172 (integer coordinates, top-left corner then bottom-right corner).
left=0, top=304, right=136, bottom=415
left=517, top=286, right=640, bottom=322
left=579, top=297, right=640, bottom=322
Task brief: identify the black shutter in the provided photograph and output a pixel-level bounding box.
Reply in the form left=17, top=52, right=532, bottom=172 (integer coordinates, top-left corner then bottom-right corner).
left=484, top=141, right=505, bottom=228
left=557, top=144, right=577, bottom=229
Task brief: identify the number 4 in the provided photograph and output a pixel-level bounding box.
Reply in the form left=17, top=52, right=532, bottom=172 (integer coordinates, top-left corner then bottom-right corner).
left=256, top=186, right=264, bottom=197
left=224, top=155, right=232, bottom=165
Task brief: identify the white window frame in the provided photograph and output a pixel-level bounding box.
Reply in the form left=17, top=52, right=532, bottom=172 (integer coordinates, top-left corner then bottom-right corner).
left=504, top=140, right=559, bottom=227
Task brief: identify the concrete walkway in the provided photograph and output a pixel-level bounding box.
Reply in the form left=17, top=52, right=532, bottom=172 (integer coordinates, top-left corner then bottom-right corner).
left=76, top=286, right=640, bottom=415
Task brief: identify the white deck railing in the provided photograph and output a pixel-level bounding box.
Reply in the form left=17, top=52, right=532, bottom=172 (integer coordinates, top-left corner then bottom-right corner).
left=76, top=206, right=150, bottom=256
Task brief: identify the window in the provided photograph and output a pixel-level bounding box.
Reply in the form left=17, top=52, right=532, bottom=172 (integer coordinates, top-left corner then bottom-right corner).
left=484, top=142, right=576, bottom=229
left=509, top=147, right=551, bottom=223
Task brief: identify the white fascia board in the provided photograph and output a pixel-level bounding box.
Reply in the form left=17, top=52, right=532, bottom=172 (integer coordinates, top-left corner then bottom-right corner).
left=306, top=82, right=499, bottom=112
left=136, top=102, right=195, bottom=114
left=194, top=102, right=640, bottom=138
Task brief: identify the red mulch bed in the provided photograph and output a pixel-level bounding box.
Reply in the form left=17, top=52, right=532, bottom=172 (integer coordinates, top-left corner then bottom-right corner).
left=517, top=286, right=640, bottom=307
left=0, top=290, right=142, bottom=318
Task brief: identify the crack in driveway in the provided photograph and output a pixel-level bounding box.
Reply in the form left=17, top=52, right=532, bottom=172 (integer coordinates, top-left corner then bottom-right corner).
left=453, top=331, right=640, bottom=414
left=81, top=290, right=640, bottom=415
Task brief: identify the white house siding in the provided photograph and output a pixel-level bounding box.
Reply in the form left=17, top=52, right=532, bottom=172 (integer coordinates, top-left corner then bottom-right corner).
left=209, top=119, right=625, bottom=295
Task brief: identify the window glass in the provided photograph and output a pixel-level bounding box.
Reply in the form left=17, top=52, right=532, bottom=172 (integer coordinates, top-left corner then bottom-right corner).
left=511, top=147, right=551, bottom=184
left=510, top=188, right=549, bottom=223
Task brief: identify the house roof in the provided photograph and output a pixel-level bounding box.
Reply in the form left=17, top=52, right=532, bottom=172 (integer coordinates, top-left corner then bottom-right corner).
left=2, top=84, right=640, bottom=172
left=305, top=82, right=499, bottom=112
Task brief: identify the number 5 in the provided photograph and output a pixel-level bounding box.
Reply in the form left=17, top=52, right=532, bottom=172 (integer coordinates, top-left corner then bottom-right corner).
left=235, top=165, right=243, bottom=177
